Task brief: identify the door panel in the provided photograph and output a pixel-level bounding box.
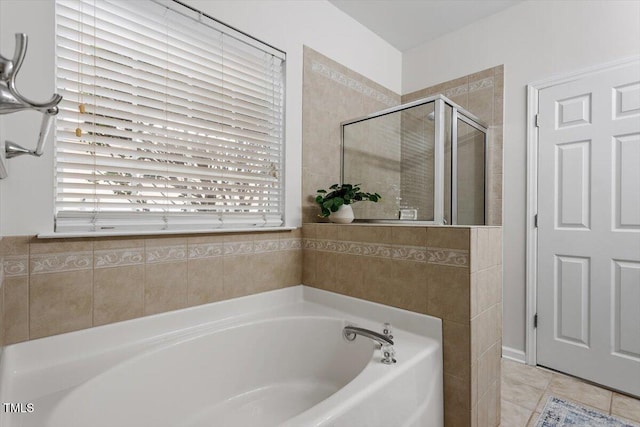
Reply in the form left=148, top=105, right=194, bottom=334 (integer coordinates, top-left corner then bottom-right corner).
left=614, top=134, right=640, bottom=229
left=537, top=60, right=640, bottom=397
left=555, top=140, right=590, bottom=229
left=555, top=255, right=590, bottom=347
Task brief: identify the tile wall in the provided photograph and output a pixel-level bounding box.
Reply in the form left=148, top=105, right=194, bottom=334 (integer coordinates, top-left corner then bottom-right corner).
left=402, top=66, right=504, bottom=225
left=302, top=46, right=401, bottom=223
left=0, top=230, right=301, bottom=343
left=302, top=223, right=502, bottom=427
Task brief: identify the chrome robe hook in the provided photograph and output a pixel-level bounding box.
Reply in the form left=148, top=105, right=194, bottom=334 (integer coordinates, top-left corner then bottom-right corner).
left=0, top=33, right=63, bottom=160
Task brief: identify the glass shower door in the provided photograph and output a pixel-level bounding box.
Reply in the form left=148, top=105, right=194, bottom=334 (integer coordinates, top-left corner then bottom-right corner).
left=454, top=114, right=486, bottom=225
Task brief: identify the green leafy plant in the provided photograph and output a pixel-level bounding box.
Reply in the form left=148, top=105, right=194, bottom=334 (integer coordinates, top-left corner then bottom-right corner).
left=315, top=183, right=381, bottom=217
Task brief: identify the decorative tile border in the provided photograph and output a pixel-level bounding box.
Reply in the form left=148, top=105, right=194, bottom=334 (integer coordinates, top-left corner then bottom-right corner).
left=311, top=60, right=398, bottom=107
left=188, top=243, right=224, bottom=260
left=280, top=238, right=302, bottom=251
left=254, top=239, right=281, bottom=253
left=95, top=248, right=145, bottom=269
left=224, top=241, right=254, bottom=256
left=31, top=251, right=93, bottom=275
left=303, top=238, right=469, bottom=267
left=443, top=77, right=494, bottom=99
left=3, top=255, right=29, bottom=277
left=146, top=245, right=187, bottom=264
left=469, top=77, right=494, bottom=92
left=445, top=85, right=468, bottom=97
left=10, top=238, right=302, bottom=274
left=426, top=248, right=469, bottom=267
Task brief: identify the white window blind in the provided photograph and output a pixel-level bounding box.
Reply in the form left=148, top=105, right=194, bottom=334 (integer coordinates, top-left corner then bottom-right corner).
left=54, top=0, right=285, bottom=233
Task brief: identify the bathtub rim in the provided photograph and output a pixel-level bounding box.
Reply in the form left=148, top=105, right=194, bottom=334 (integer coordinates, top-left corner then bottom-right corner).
left=1, top=286, right=441, bottom=374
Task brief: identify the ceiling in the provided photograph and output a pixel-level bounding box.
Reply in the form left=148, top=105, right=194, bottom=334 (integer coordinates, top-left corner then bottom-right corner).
left=329, top=0, right=524, bottom=51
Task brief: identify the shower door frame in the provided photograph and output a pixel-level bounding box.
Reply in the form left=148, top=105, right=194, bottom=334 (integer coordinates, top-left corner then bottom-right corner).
left=340, top=94, right=488, bottom=225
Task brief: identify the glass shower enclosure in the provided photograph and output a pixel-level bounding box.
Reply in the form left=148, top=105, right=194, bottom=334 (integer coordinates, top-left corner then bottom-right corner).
left=341, top=95, right=488, bottom=225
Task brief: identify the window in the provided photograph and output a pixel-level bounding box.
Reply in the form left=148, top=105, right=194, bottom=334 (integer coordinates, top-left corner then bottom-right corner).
left=55, top=0, right=285, bottom=233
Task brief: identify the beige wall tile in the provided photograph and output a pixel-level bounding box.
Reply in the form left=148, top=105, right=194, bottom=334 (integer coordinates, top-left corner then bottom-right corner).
left=223, top=254, right=256, bottom=299
left=401, top=88, right=428, bottom=103
left=333, top=253, right=367, bottom=298
left=477, top=342, right=501, bottom=403
left=468, top=68, right=495, bottom=84
left=0, top=236, right=30, bottom=256
left=428, top=227, right=470, bottom=250
left=478, top=380, right=499, bottom=427
left=472, top=303, right=501, bottom=360
left=314, top=251, right=339, bottom=293
left=286, top=228, right=302, bottom=239
left=30, top=238, right=93, bottom=255
left=302, top=249, right=317, bottom=286
left=473, top=265, right=502, bottom=315
left=251, top=252, right=284, bottom=293
left=94, top=265, right=144, bottom=326
left=4, top=276, right=29, bottom=344
left=427, top=263, right=470, bottom=323
left=473, top=227, right=502, bottom=271
left=186, top=234, right=225, bottom=246
left=94, top=237, right=145, bottom=250
left=279, top=250, right=302, bottom=287
left=144, top=261, right=188, bottom=315
left=378, top=259, right=428, bottom=313
left=301, top=224, right=318, bottom=239
left=144, top=236, right=188, bottom=247
left=443, top=320, right=471, bottom=379
left=315, top=224, right=341, bottom=241
left=445, top=373, right=471, bottom=426
left=30, top=270, right=93, bottom=339
left=493, top=69, right=504, bottom=126
left=391, top=227, right=428, bottom=247
left=187, top=257, right=224, bottom=306
left=340, top=225, right=394, bottom=244
left=467, top=87, right=494, bottom=126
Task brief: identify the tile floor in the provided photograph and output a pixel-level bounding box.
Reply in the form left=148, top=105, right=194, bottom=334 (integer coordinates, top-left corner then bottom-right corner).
left=500, top=359, right=640, bottom=426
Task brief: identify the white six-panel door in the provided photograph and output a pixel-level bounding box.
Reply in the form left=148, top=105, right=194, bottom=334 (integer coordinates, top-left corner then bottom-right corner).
left=537, top=61, right=640, bottom=397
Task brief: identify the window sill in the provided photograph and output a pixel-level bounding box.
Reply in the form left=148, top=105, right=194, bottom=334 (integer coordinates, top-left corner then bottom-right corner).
left=37, top=227, right=297, bottom=239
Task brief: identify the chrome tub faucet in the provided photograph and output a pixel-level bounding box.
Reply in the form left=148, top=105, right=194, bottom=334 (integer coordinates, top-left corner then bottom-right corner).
left=343, top=323, right=397, bottom=364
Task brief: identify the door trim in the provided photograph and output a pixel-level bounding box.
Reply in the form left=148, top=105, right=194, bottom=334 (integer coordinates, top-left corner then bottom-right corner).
left=524, top=55, right=640, bottom=366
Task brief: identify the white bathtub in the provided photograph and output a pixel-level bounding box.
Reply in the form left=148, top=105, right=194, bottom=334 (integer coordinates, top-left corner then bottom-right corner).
left=0, top=286, right=443, bottom=427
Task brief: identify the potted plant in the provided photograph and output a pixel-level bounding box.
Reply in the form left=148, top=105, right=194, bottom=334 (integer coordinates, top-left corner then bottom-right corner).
left=315, top=183, right=381, bottom=223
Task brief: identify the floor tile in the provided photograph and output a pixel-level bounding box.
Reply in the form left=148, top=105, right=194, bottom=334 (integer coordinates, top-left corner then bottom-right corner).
left=500, top=399, right=532, bottom=427
left=546, top=373, right=612, bottom=412
left=502, top=359, right=553, bottom=390
left=612, top=392, right=640, bottom=423
left=500, top=360, right=640, bottom=427
left=525, top=411, right=540, bottom=427
left=502, top=375, right=545, bottom=410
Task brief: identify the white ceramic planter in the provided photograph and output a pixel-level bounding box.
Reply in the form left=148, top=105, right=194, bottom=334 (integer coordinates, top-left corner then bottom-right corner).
left=329, top=204, right=354, bottom=224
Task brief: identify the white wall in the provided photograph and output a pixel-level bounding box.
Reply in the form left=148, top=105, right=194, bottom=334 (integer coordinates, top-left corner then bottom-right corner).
left=403, top=0, right=640, bottom=355
left=0, top=0, right=401, bottom=235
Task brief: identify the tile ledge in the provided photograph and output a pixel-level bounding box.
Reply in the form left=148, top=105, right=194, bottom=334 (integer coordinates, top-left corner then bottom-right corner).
left=37, top=227, right=297, bottom=239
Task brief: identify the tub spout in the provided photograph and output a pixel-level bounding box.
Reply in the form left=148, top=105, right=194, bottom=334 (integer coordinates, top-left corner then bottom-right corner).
left=343, top=325, right=396, bottom=364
